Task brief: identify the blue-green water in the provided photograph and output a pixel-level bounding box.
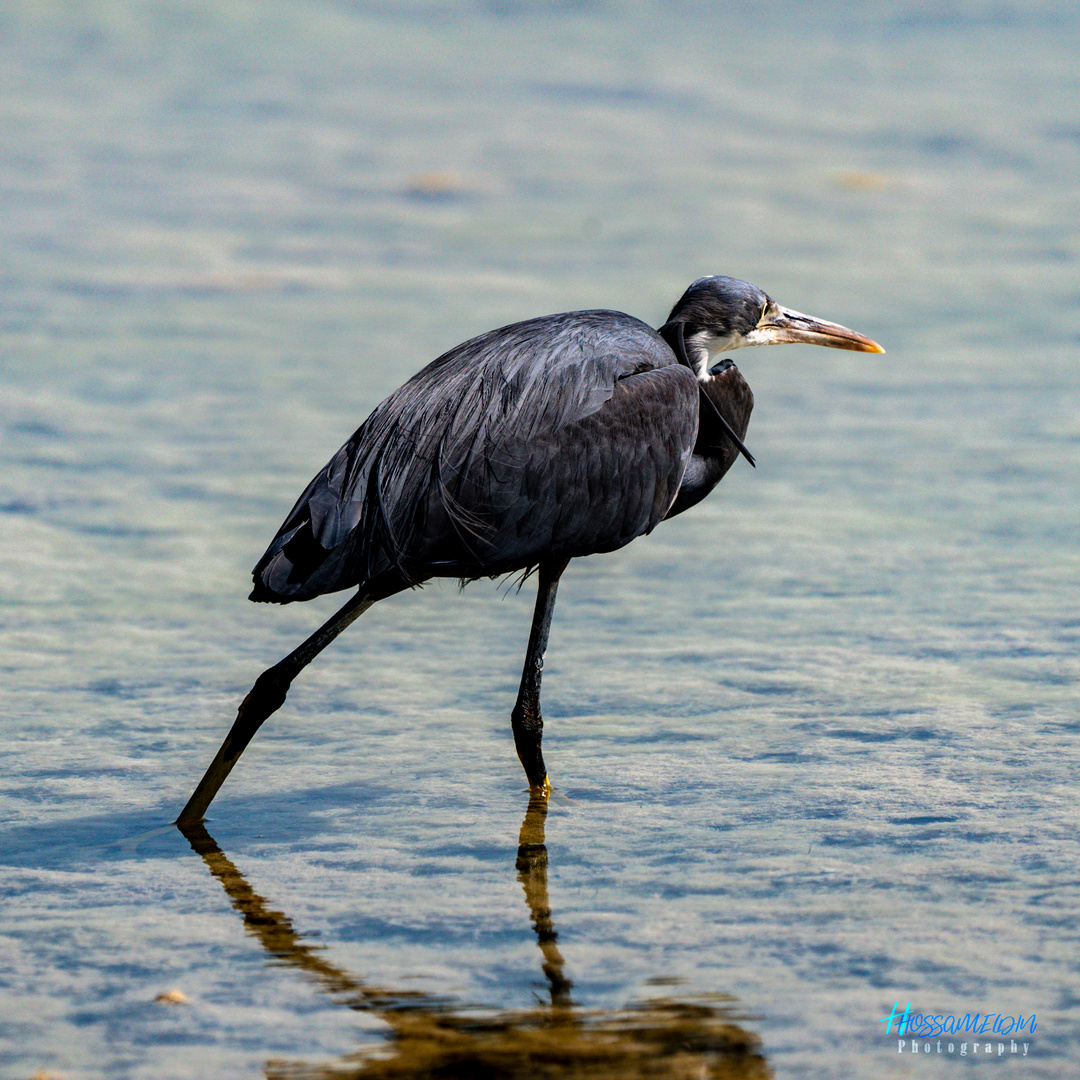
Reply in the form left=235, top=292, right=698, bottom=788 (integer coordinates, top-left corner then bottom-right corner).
left=2, top=2, right=1077, bottom=1077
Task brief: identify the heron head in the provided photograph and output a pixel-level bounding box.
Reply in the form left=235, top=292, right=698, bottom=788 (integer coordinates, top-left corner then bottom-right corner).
left=663, top=276, right=884, bottom=379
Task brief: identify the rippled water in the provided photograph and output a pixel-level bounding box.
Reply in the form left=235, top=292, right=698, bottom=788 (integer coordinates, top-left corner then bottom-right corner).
left=2, top=2, right=1078, bottom=1077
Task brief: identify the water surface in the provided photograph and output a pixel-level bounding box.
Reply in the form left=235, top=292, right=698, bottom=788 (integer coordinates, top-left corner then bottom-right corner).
left=2, top=2, right=1077, bottom=1076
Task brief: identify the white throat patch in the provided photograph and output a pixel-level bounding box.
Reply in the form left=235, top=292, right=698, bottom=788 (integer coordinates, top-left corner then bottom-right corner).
left=684, top=328, right=749, bottom=380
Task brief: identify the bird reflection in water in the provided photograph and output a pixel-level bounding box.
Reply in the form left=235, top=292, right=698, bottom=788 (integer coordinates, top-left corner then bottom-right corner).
left=178, top=797, right=772, bottom=1079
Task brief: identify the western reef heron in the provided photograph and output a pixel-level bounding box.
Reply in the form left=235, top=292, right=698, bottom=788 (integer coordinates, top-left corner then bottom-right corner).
left=177, top=276, right=882, bottom=825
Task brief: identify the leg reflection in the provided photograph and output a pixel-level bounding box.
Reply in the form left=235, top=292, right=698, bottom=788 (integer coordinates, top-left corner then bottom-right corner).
left=516, top=792, right=573, bottom=1009
left=179, top=821, right=427, bottom=1012
left=177, top=805, right=771, bottom=1078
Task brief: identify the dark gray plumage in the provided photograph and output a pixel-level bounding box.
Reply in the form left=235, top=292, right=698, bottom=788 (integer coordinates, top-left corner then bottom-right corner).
left=178, top=276, right=882, bottom=826
left=252, top=311, right=711, bottom=603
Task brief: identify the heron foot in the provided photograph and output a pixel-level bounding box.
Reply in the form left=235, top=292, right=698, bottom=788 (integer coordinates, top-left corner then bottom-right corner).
left=529, top=775, right=552, bottom=797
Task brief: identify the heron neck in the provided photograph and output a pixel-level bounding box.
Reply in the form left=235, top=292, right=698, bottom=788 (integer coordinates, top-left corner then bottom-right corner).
left=664, top=366, right=754, bottom=520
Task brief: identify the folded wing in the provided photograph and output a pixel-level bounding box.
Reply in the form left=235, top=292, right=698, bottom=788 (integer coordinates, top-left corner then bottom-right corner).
left=252, top=310, right=700, bottom=602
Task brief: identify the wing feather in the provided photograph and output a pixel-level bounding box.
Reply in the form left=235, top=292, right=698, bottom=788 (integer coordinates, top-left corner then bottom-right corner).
left=251, top=311, right=698, bottom=602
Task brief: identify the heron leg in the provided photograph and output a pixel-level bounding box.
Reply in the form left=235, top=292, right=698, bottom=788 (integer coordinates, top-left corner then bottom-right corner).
left=511, top=557, right=570, bottom=791
left=176, top=589, right=377, bottom=827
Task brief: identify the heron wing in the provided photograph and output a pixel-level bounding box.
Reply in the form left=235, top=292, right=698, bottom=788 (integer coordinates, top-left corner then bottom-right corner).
left=430, top=362, right=699, bottom=568
left=252, top=311, right=698, bottom=601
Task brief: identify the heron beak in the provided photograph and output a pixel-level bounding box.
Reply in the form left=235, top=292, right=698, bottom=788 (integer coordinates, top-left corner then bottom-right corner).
left=753, top=303, right=885, bottom=353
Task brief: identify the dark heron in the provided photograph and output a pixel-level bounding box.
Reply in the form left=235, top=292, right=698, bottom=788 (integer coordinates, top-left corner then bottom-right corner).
left=177, top=276, right=882, bottom=825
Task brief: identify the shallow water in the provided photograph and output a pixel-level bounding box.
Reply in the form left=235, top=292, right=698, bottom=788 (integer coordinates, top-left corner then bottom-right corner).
left=2, top=1, right=1078, bottom=1077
